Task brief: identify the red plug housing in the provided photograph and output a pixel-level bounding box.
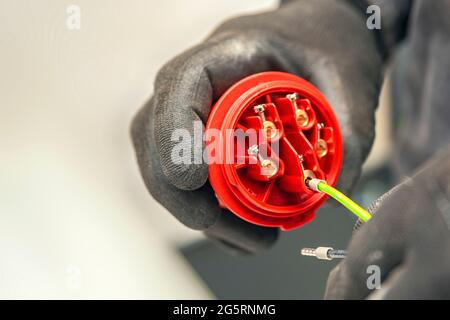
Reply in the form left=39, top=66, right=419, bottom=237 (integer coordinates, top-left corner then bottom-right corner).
left=206, top=72, right=343, bottom=230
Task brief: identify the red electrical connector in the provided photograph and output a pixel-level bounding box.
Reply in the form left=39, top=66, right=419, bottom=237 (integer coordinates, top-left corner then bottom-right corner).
left=206, top=72, right=343, bottom=230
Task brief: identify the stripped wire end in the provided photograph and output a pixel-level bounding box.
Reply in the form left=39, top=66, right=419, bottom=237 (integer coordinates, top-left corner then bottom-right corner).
left=304, top=177, right=325, bottom=192
left=301, top=247, right=347, bottom=260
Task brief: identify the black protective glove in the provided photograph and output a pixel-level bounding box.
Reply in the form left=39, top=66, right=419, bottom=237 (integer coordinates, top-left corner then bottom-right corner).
left=325, top=147, right=450, bottom=299
left=347, top=0, right=412, bottom=57
left=130, top=0, right=383, bottom=253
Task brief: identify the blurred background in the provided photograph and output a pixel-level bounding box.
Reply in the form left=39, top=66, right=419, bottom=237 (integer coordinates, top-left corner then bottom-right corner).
left=0, top=0, right=393, bottom=299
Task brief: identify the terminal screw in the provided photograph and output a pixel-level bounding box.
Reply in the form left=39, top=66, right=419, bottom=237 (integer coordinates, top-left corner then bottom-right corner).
left=298, top=155, right=315, bottom=181
left=254, top=104, right=277, bottom=139
left=287, top=93, right=309, bottom=128
left=248, top=145, right=278, bottom=178
left=316, top=123, right=328, bottom=158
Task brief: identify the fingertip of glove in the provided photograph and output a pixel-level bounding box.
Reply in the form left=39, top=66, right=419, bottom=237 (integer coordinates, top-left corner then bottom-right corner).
left=129, top=102, right=152, bottom=163
left=162, top=161, right=209, bottom=191
left=130, top=100, right=209, bottom=191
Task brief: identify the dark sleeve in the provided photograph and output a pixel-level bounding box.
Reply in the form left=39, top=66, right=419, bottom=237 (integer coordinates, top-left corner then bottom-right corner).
left=280, top=0, right=412, bottom=58
left=346, top=0, right=413, bottom=58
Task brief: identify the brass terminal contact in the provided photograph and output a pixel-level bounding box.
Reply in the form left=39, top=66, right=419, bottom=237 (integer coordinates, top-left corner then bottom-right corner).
left=287, top=93, right=309, bottom=128
left=254, top=104, right=277, bottom=139
left=316, top=123, right=328, bottom=157
left=298, top=155, right=315, bottom=181
left=248, top=144, right=278, bottom=178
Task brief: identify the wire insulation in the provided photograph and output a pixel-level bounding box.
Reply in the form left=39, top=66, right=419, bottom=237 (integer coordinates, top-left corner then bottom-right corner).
left=317, top=182, right=372, bottom=222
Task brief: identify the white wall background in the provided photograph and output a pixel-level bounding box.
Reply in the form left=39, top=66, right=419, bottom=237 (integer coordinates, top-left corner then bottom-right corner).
left=0, top=0, right=277, bottom=299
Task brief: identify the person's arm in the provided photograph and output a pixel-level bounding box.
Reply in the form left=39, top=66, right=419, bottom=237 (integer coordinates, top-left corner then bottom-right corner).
left=346, top=0, right=413, bottom=58
left=282, top=0, right=413, bottom=58
left=131, top=0, right=385, bottom=253
left=326, top=145, right=450, bottom=299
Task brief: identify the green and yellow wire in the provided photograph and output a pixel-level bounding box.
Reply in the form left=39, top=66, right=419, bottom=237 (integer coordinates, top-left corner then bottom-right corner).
left=306, top=178, right=372, bottom=222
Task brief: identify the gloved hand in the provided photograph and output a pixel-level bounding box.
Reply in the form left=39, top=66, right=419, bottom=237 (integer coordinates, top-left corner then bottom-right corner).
left=325, top=147, right=450, bottom=299
left=130, top=0, right=383, bottom=253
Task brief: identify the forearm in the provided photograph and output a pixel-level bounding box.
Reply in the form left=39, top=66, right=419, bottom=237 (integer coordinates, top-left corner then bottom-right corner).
left=281, top=0, right=412, bottom=59
left=346, top=0, right=412, bottom=58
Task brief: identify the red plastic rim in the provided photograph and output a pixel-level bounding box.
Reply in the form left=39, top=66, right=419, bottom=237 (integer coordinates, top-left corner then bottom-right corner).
left=206, top=72, right=343, bottom=230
